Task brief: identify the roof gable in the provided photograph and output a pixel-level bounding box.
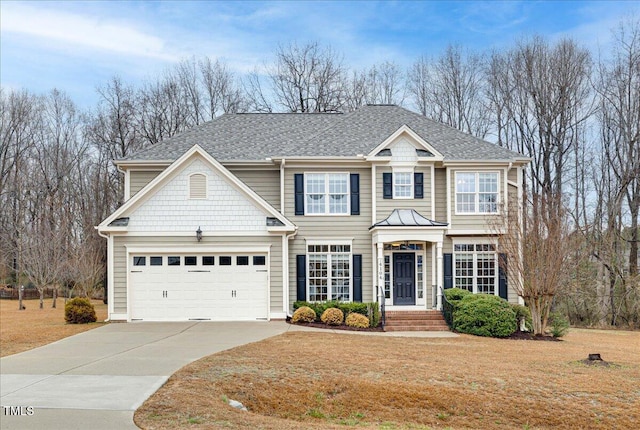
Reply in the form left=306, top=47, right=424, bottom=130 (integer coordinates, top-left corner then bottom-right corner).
left=98, top=145, right=295, bottom=232
left=366, top=125, right=444, bottom=161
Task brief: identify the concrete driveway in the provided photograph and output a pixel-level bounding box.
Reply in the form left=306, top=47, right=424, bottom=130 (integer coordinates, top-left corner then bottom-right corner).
left=0, top=321, right=291, bottom=430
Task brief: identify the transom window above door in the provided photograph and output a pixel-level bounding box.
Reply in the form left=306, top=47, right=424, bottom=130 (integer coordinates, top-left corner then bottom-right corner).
left=305, top=173, right=349, bottom=215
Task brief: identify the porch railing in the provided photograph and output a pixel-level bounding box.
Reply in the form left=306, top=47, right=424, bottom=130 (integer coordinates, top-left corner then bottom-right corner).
left=378, top=285, right=386, bottom=330
left=440, top=286, right=454, bottom=329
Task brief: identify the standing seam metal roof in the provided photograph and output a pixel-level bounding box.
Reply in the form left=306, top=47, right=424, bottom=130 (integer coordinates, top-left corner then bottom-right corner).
left=120, top=105, right=525, bottom=162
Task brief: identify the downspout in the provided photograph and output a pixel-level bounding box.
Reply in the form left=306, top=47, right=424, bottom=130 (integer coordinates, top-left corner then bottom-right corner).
left=283, top=229, right=298, bottom=318
left=96, top=228, right=111, bottom=322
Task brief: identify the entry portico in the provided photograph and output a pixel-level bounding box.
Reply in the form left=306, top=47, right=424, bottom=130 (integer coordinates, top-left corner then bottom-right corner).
left=371, top=209, right=448, bottom=311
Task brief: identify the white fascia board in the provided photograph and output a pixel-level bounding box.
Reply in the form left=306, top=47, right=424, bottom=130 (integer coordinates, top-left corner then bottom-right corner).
left=443, top=160, right=515, bottom=167
left=267, top=226, right=297, bottom=234
left=115, top=160, right=172, bottom=168
left=96, top=226, right=128, bottom=234
left=366, top=125, right=444, bottom=160
left=98, top=144, right=295, bottom=231
left=447, top=229, right=505, bottom=236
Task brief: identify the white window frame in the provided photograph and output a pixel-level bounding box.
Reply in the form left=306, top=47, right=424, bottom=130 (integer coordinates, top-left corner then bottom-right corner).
left=306, top=241, right=352, bottom=302
left=304, top=172, right=350, bottom=215
left=452, top=241, right=498, bottom=295
left=392, top=169, right=414, bottom=199
left=188, top=173, right=208, bottom=199
left=455, top=171, right=499, bottom=214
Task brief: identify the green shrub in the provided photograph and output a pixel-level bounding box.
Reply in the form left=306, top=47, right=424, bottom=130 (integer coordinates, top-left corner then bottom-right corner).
left=64, top=298, right=97, bottom=324
left=366, top=302, right=381, bottom=328
left=345, top=312, right=369, bottom=328
left=320, top=308, right=344, bottom=325
left=453, top=294, right=517, bottom=338
left=444, top=287, right=472, bottom=303
left=292, top=306, right=316, bottom=323
left=511, top=304, right=532, bottom=332
left=549, top=311, right=570, bottom=338
left=293, top=300, right=377, bottom=323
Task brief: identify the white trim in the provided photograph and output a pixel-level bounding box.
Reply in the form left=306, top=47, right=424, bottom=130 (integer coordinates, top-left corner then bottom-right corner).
left=392, top=168, right=414, bottom=199
left=119, top=231, right=279, bottom=237
left=430, top=164, right=436, bottom=220
left=125, top=245, right=272, bottom=254
left=305, top=241, right=354, bottom=302
left=366, top=125, right=444, bottom=160
left=98, top=144, right=295, bottom=232
left=447, top=229, right=503, bottom=235
left=303, top=172, right=350, bottom=216
left=371, top=164, right=377, bottom=226
left=453, top=170, right=500, bottom=215
left=123, top=169, right=131, bottom=201
left=446, top=166, right=451, bottom=227
left=107, top=234, right=114, bottom=318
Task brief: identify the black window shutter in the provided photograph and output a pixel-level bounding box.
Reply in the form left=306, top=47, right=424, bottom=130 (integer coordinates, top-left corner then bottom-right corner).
left=350, top=174, right=360, bottom=215
left=296, top=255, right=307, bottom=301
left=443, top=253, right=453, bottom=289
left=353, top=254, right=362, bottom=302
left=383, top=172, right=392, bottom=199
left=498, top=253, right=508, bottom=300
left=294, top=174, right=304, bottom=215
left=414, top=172, right=424, bottom=199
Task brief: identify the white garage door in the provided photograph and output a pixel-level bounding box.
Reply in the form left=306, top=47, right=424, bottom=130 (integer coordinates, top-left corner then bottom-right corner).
left=129, top=253, right=268, bottom=321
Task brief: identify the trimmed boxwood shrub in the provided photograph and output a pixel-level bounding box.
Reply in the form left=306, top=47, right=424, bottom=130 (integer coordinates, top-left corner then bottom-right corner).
left=293, top=300, right=381, bottom=327
left=64, top=297, right=97, bottom=324
left=444, top=287, right=472, bottom=303
left=292, top=306, right=316, bottom=323
left=320, top=307, right=344, bottom=325
left=345, top=312, right=369, bottom=328
left=453, top=294, right=517, bottom=338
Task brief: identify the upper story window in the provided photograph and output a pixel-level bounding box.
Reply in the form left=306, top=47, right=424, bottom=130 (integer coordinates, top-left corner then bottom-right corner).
left=455, top=172, right=499, bottom=214
left=393, top=171, right=413, bottom=199
left=189, top=173, right=207, bottom=199
left=305, top=173, right=349, bottom=215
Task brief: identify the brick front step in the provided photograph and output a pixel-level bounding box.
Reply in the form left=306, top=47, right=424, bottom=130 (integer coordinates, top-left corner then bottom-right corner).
left=384, top=310, right=450, bottom=332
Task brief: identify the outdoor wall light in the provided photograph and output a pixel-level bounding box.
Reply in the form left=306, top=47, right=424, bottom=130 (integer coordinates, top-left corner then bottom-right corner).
left=196, top=226, right=202, bottom=242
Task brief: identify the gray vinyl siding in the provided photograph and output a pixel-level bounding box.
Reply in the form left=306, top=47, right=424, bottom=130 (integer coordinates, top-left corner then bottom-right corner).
left=112, top=235, right=283, bottom=315
left=375, top=166, right=433, bottom=221
left=130, top=170, right=163, bottom=197
left=228, top=167, right=281, bottom=211
left=434, top=168, right=447, bottom=223
left=284, top=167, right=373, bottom=309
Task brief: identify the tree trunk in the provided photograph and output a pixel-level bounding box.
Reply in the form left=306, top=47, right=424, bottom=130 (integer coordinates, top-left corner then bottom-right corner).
left=39, top=289, right=44, bottom=309
left=52, top=288, right=57, bottom=308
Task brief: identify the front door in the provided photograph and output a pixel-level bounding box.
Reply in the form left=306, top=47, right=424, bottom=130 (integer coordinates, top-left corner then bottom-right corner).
left=393, top=253, right=415, bottom=305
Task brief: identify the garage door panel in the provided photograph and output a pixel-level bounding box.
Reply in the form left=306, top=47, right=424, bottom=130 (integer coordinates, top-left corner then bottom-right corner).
left=130, top=253, right=268, bottom=321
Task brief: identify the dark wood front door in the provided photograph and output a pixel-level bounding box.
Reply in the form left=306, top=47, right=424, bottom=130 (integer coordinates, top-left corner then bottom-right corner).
left=393, top=253, right=415, bottom=305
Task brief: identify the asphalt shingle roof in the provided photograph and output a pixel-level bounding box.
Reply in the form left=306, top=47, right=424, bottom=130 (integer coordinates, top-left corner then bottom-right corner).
left=121, top=105, right=526, bottom=162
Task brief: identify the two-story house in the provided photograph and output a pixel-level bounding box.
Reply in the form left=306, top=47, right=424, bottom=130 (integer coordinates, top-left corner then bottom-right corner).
left=97, top=105, right=529, bottom=322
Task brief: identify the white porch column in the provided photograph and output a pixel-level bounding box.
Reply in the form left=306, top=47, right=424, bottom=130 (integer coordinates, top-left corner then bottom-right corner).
left=376, top=241, right=384, bottom=303
left=436, top=241, right=443, bottom=311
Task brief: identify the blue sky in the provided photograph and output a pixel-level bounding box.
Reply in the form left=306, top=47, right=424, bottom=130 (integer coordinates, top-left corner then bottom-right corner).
left=1, top=1, right=638, bottom=109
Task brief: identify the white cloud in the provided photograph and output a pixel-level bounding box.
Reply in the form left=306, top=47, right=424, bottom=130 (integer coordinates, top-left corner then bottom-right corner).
left=0, top=3, right=177, bottom=61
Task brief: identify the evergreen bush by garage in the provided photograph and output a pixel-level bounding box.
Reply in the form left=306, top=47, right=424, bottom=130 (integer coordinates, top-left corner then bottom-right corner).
left=453, top=294, right=517, bottom=338
left=64, top=297, right=97, bottom=324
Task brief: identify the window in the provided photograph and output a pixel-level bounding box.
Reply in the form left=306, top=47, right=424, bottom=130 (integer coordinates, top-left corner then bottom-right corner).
left=168, top=256, right=181, bottom=266
left=237, top=256, right=249, bottom=266
left=455, top=172, right=499, bottom=214
left=203, top=256, right=215, bottom=266
left=253, top=256, right=266, bottom=266
left=454, top=244, right=497, bottom=294
left=189, top=173, right=207, bottom=199
left=150, top=256, right=162, bottom=266
left=133, top=256, right=146, bottom=266
left=307, top=244, right=351, bottom=301
left=417, top=255, right=424, bottom=299
left=384, top=255, right=391, bottom=299
left=305, top=173, right=349, bottom=215
left=184, top=256, right=197, bottom=266
left=393, top=172, right=413, bottom=198
left=220, top=256, right=232, bottom=266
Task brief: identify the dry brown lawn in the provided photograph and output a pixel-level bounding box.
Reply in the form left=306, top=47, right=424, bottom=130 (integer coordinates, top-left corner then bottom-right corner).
left=136, top=329, right=640, bottom=430
left=0, top=298, right=108, bottom=357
